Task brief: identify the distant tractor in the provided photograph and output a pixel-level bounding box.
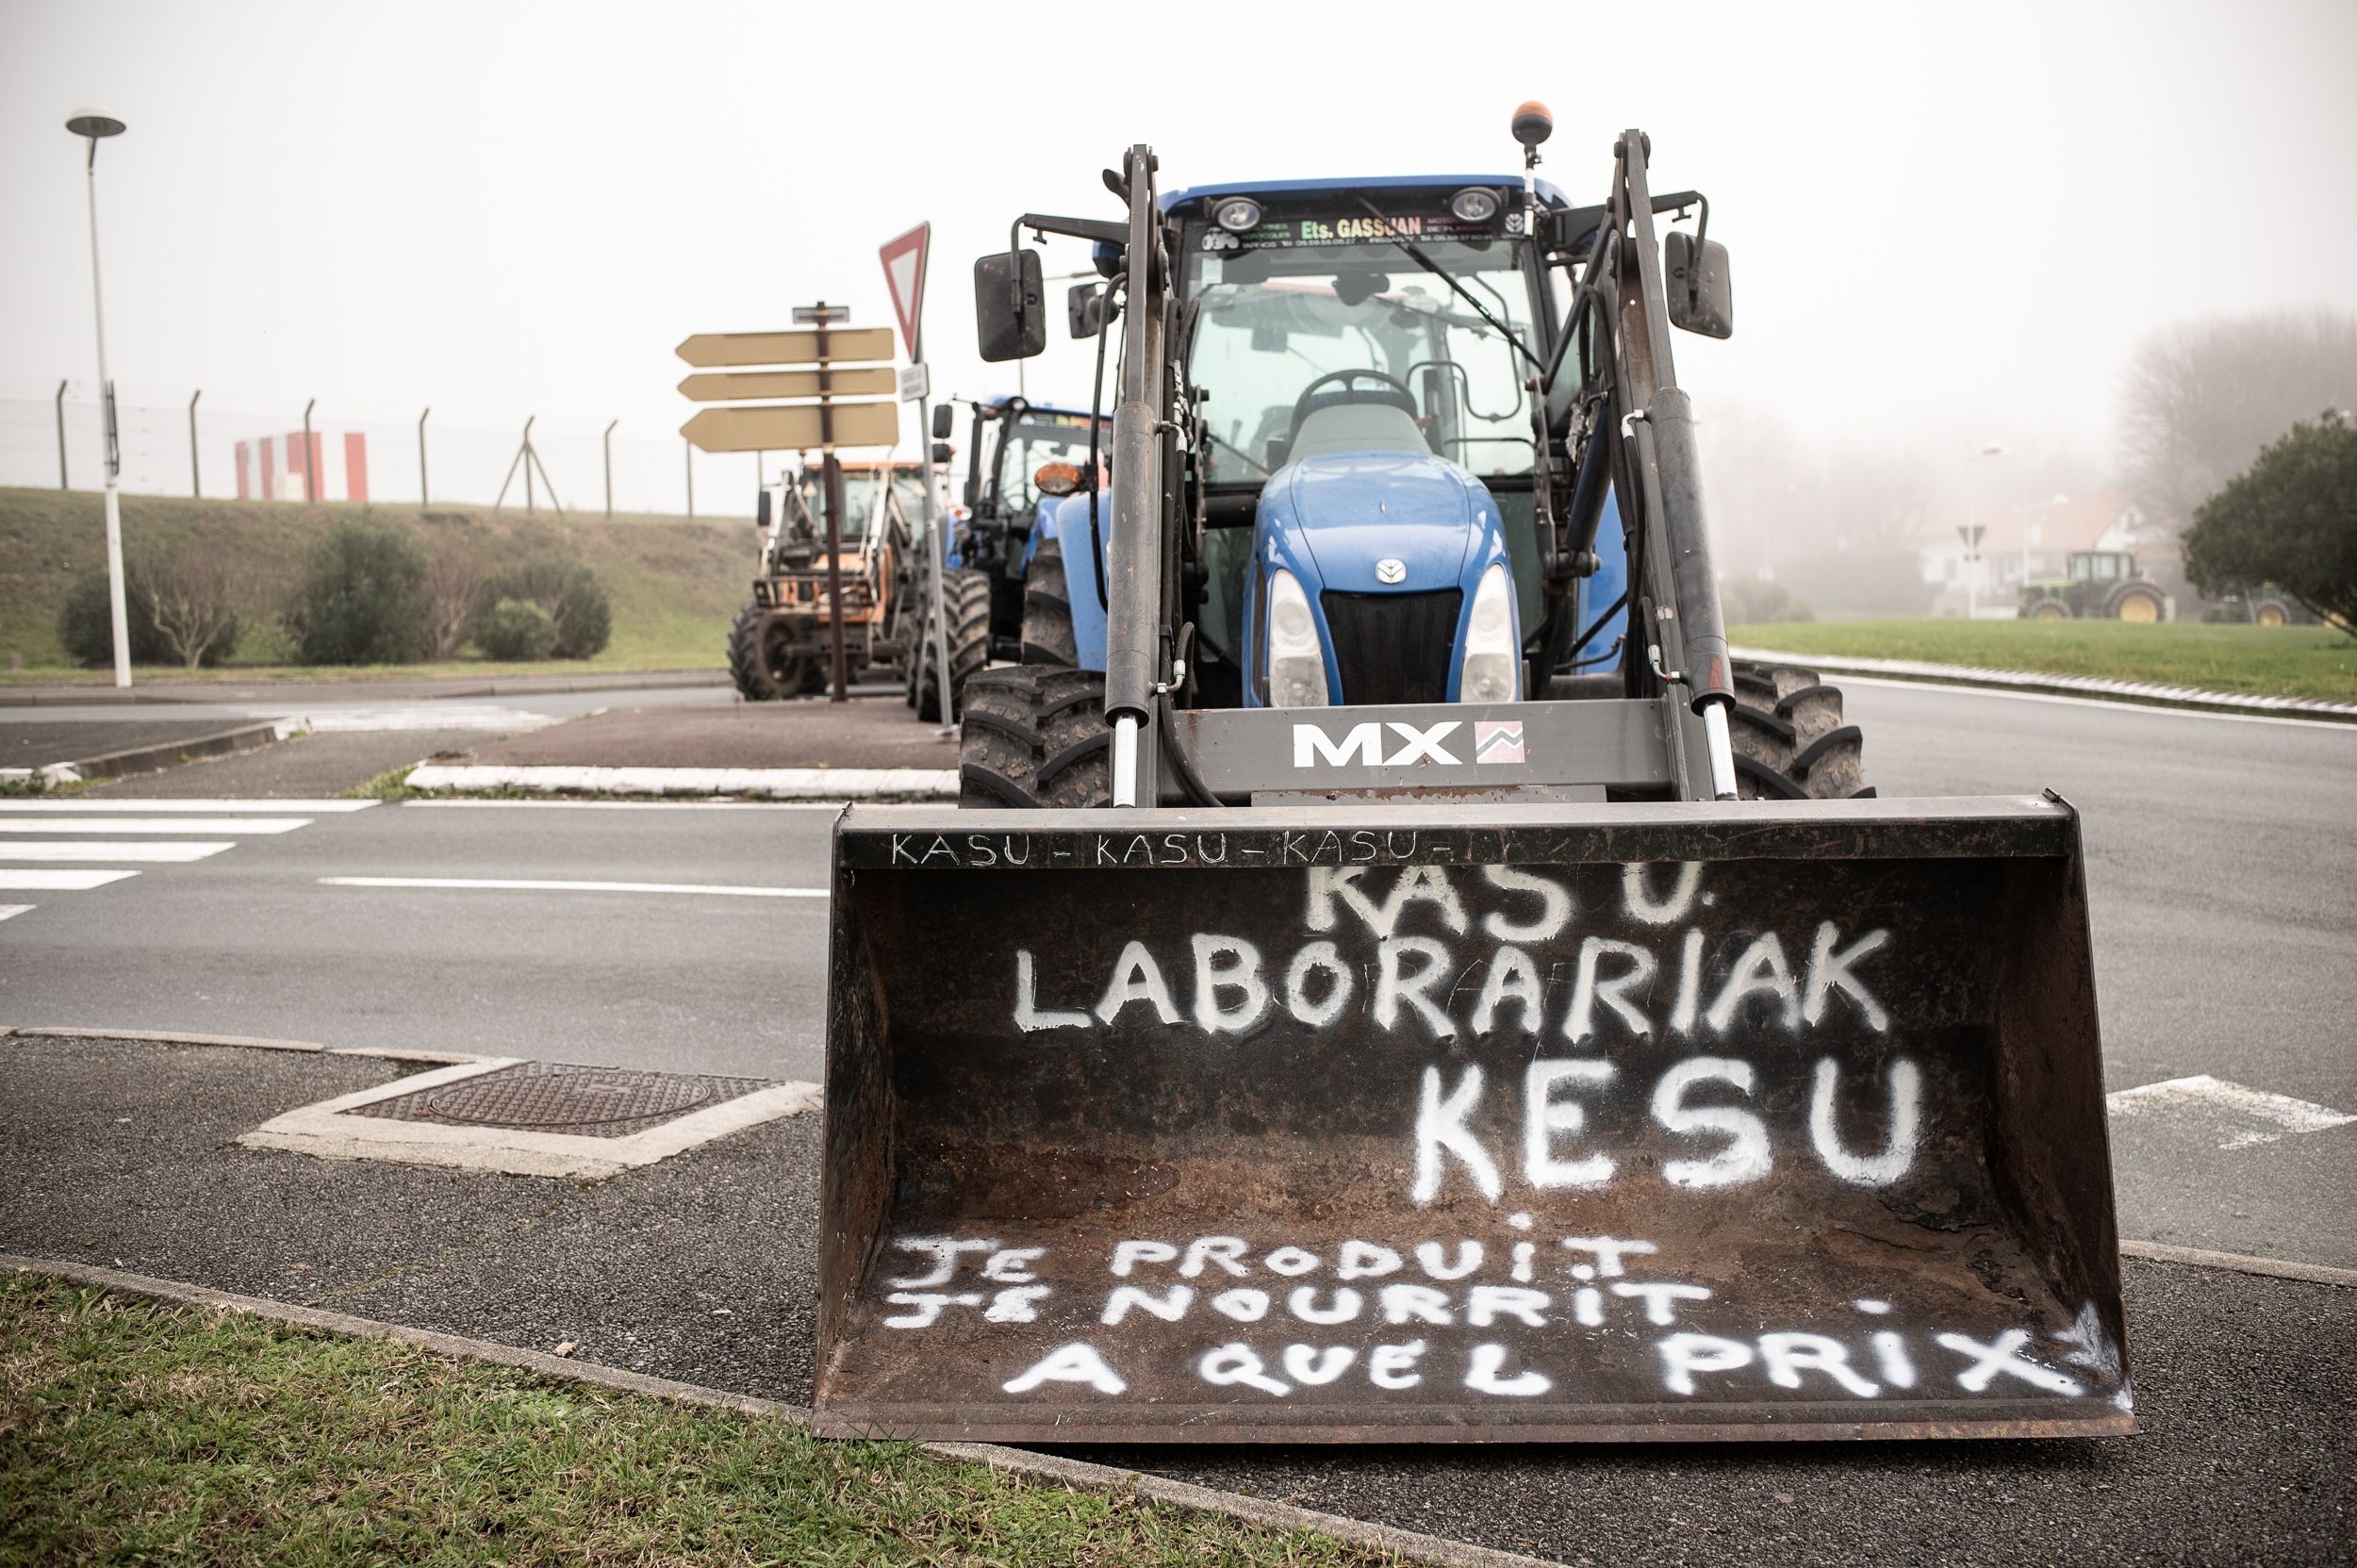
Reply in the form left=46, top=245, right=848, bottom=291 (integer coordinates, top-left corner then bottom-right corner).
left=2202, top=585, right=2313, bottom=627
left=729, top=459, right=930, bottom=700
left=2019, top=549, right=2170, bottom=621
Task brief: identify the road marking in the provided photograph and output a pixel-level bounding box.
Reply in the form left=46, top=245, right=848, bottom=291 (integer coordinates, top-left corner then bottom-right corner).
left=405, top=800, right=848, bottom=812
left=0, top=817, right=313, bottom=834
left=265, top=705, right=552, bottom=733
left=0, top=905, right=33, bottom=922
left=0, top=869, right=140, bottom=890
left=319, top=876, right=827, bottom=899
left=2107, top=1074, right=2357, bottom=1149
left=1838, top=674, right=2357, bottom=734
left=0, top=799, right=378, bottom=813
left=0, top=840, right=236, bottom=863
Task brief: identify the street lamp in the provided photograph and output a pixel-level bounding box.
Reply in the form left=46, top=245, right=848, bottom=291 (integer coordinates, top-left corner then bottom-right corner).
left=67, top=107, right=131, bottom=687
left=1963, top=443, right=2006, bottom=620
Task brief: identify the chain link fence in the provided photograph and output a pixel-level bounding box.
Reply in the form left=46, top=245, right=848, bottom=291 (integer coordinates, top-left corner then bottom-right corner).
left=0, top=377, right=799, bottom=518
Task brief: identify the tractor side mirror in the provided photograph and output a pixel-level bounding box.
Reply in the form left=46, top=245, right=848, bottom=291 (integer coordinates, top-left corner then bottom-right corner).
left=1068, top=282, right=1107, bottom=339
left=931, top=404, right=953, bottom=440
left=931, top=441, right=953, bottom=466
left=1666, top=231, right=1733, bottom=338
left=974, top=248, right=1047, bottom=362
left=756, top=490, right=772, bottom=529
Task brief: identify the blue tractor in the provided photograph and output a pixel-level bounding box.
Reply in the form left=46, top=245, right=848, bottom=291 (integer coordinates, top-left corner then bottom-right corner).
left=816, top=115, right=2124, bottom=1447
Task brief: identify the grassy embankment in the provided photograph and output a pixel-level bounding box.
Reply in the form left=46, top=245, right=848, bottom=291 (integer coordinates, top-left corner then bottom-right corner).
left=1729, top=618, right=2357, bottom=702
left=0, top=487, right=750, bottom=682
left=0, top=1274, right=1393, bottom=1566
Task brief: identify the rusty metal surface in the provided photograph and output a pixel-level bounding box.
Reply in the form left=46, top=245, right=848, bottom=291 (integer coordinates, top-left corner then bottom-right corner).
left=347, top=1063, right=766, bottom=1139
left=816, top=796, right=2127, bottom=1442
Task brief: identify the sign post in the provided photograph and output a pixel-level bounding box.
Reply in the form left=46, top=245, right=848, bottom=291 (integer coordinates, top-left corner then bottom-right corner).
left=679, top=308, right=901, bottom=702
left=882, top=222, right=954, bottom=732
left=1956, top=524, right=1987, bottom=619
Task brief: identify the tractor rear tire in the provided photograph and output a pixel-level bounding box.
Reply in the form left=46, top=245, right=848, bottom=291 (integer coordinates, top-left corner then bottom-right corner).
left=959, top=666, right=1112, bottom=809
left=1728, top=660, right=1871, bottom=800
left=1020, top=538, right=1080, bottom=667
left=917, top=568, right=993, bottom=721
left=2112, top=585, right=2165, bottom=623
left=728, top=603, right=809, bottom=701
left=2253, top=597, right=2291, bottom=628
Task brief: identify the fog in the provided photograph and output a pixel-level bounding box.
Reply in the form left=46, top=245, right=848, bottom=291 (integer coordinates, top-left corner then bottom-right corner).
left=5, top=0, right=2353, bottom=573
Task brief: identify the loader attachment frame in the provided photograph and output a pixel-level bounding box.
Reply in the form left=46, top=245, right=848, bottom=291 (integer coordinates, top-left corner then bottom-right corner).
left=816, top=794, right=2130, bottom=1443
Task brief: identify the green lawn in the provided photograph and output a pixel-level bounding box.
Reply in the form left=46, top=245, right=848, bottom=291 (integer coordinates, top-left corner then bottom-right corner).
left=0, top=1274, right=1394, bottom=1567
left=1730, top=619, right=2357, bottom=702
left=0, top=487, right=748, bottom=681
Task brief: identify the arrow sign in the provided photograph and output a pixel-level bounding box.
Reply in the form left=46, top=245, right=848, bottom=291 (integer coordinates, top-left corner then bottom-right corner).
left=879, top=223, right=931, bottom=359
left=682, top=402, right=900, bottom=454
left=675, top=327, right=897, bottom=369
left=677, top=368, right=898, bottom=403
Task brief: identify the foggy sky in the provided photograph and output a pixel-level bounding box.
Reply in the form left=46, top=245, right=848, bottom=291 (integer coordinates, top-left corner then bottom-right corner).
left=5, top=0, right=2353, bottom=494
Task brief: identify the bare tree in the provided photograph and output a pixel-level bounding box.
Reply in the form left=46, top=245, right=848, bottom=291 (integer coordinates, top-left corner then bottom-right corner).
left=131, top=544, right=242, bottom=669
left=420, top=537, right=490, bottom=660
left=2120, top=309, right=2357, bottom=528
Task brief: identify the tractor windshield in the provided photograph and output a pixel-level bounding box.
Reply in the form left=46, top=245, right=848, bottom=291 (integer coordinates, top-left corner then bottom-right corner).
left=787, top=468, right=927, bottom=541
left=1184, top=234, right=1539, bottom=486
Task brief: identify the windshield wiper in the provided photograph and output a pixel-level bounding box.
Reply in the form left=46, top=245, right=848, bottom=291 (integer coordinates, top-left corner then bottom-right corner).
left=1352, top=196, right=1541, bottom=371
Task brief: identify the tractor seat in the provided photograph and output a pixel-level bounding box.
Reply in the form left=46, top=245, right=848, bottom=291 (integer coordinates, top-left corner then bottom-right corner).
left=1287, top=400, right=1432, bottom=462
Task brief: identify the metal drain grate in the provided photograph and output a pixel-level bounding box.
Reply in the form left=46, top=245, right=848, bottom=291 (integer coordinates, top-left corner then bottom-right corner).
left=345, top=1062, right=770, bottom=1139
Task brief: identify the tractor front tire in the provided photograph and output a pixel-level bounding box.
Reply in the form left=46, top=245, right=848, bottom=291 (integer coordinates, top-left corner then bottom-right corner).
left=1727, top=660, right=1871, bottom=800
left=2027, top=600, right=2070, bottom=620
left=959, top=666, right=1112, bottom=808
left=1020, top=538, right=1080, bottom=666
left=728, top=603, right=809, bottom=701
left=916, top=568, right=994, bottom=721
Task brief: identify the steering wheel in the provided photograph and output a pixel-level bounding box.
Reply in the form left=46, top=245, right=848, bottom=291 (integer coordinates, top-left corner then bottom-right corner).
left=1286, top=369, right=1417, bottom=444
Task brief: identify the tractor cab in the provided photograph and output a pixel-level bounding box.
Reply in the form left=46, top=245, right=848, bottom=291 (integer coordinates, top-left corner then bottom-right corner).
left=2068, top=549, right=2137, bottom=585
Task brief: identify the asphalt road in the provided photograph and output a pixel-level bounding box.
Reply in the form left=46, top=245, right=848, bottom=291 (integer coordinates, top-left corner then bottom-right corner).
left=3, top=676, right=2352, bottom=1266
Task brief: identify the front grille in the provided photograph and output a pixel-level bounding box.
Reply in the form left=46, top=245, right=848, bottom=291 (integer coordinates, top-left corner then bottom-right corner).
left=1320, top=589, right=1461, bottom=706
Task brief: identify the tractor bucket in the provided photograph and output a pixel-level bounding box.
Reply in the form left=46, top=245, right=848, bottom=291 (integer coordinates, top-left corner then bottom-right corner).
left=815, top=795, right=2130, bottom=1444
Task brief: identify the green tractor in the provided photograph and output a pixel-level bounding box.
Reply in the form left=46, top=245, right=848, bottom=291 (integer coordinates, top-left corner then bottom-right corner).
left=2019, top=550, right=2169, bottom=622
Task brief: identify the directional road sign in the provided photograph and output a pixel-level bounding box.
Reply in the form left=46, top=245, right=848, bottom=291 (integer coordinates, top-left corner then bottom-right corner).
left=682, top=402, right=899, bottom=454
left=675, top=327, right=897, bottom=369
left=677, top=368, right=898, bottom=403
left=879, top=223, right=931, bottom=358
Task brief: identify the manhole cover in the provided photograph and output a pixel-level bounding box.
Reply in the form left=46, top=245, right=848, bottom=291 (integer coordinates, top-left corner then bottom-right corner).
left=425, top=1065, right=717, bottom=1129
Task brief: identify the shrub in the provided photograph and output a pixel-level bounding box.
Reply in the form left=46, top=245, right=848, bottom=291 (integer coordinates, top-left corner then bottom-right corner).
left=474, top=597, right=560, bottom=661
left=130, top=544, right=243, bottom=668
left=285, top=520, right=434, bottom=666
left=2183, top=409, right=2357, bottom=633
left=479, top=553, right=611, bottom=659
left=421, top=537, right=493, bottom=661
left=1719, top=575, right=1815, bottom=626
left=58, top=569, right=168, bottom=667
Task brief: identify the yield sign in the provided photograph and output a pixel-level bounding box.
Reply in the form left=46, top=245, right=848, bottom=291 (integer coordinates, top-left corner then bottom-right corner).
left=879, top=222, right=931, bottom=359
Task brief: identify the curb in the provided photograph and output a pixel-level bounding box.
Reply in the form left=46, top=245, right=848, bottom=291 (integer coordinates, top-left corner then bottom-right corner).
left=0, top=1253, right=1560, bottom=1568
left=1730, top=645, right=2357, bottom=724
left=0, top=1024, right=489, bottom=1066
left=404, top=762, right=959, bottom=800
left=0, top=718, right=284, bottom=787
left=2118, top=1239, right=2357, bottom=1288
left=0, top=670, right=731, bottom=707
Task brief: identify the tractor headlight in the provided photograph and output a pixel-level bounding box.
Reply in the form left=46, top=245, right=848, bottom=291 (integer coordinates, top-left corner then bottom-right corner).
left=1458, top=563, right=1519, bottom=703
left=1214, top=197, right=1262, bottom=234
left=1265, top=568, right=1329, bottom=708
left=1449, top=187, right=1502, bottom=224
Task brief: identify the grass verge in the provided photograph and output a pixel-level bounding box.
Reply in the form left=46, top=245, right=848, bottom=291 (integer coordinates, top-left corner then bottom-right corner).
left=1729, top=619, right=2357, bottom=702
left=0, top=1273, right=1395, bottom=1567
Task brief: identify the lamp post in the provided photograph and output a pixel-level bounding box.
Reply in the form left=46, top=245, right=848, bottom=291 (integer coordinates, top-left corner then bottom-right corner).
left=1964, top=442, right=2006, bottom=620
left=68, top=107, right=131, bottom=687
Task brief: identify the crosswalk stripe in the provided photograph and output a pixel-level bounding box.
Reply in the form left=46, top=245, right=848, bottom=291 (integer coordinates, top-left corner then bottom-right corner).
left=0, top=841, right=236, bottom=863
left=320, top=876, right=827, bottom=899
left=0, top=904, right=33, bottom=921
left=0, top=800, right=377, bottom=814
left=0, top=869, right=140, bottom=890
left=0, top=817, right=313, bottom=834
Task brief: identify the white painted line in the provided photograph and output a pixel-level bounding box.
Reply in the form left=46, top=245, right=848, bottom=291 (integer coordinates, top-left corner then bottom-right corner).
left=404, top=763, right=957, bottom=800
left=405, top=799, right=848, bottom=812
left=0, top=869, right=140, bottom=890
left=0, top=817, right=313, bottom=834
left=1821, top=673, right=2357, bottom=734
left=0, top=905, right=32, bottom=922
left=257, top=704, right=555, bottom=734
left=239, top=1059, right=823, bottom=1179
left=0, top=799, right=378, bottom=813
left=319, top=876, right=827, bottom=899
left=0, top=840, right=235, bottom=863
left=2107, top=1074, right=2357, bottom=1149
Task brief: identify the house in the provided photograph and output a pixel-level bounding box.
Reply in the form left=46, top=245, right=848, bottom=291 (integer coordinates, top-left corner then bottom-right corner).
left=1918, top=489, right=2149, bottom=617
